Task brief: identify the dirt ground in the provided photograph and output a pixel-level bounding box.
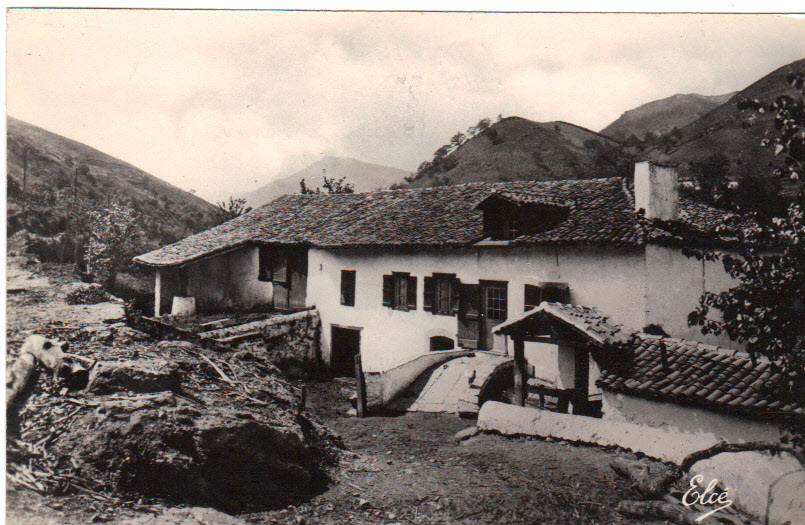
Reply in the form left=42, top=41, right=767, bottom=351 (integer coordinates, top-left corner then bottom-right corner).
left=6, top=257, right=659, bottom=524
left=246, top=380, right=654, bottom=525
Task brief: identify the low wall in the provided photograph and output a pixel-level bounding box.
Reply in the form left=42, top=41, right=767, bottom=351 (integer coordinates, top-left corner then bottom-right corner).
left=227, top=309, right=321, bottom=378
left=602, top=391, right=782, bottom=443
left=364, top=350, right=474, bottom=408
left=477, top=401, right=805, bottom=525
left=477, top=401, right=718, bottom=464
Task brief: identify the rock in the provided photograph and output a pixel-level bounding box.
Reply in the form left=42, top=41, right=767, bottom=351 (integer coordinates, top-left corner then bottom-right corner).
left=454, top=426, right=479, bottom=442
left=156, top=340, right=197, bottom=352
left=113, top=326, right=151, bottom=342
left=357, top=498, right=371, bottom=509
left=692, top=450, right=805, bottom=523
left=86, top=359, right=181, bottom=394
left=116, top=506, right=248, bottom=524
left=346, top=408, right=358, bottom=417
left=768, top=469, right=805, bottom=525
left=62, top=282, right=109, bottom=305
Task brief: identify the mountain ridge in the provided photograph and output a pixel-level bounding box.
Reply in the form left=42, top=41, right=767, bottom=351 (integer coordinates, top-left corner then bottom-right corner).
left=235, top=156, right=411, bottom=207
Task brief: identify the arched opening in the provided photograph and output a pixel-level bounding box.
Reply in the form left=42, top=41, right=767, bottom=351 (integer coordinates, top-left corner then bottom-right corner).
left=429, top=336, right=455, bottom=352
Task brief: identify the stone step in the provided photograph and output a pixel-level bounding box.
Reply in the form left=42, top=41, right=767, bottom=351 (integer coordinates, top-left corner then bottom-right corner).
left=214, top=331, right=263, bottom=345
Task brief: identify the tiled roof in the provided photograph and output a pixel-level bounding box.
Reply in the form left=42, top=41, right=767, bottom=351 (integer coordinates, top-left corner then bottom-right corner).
left=494, top=303, right=633, bottom=345
left=597, top=335, right=804, bottom=421
left=497, top=302, right=802, bottom=421
left=134, top=177, right=733, bottom=267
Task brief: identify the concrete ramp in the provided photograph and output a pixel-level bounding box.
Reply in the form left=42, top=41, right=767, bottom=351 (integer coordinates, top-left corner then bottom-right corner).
left=388, top=353, right=512, bottom=416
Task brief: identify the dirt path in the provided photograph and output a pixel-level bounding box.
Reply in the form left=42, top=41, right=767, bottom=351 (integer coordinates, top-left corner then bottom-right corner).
left=247, top=381, right=651, bottom=524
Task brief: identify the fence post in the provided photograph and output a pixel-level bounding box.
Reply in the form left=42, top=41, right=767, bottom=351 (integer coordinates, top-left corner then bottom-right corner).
left=354, top=353, right=367, bottom=417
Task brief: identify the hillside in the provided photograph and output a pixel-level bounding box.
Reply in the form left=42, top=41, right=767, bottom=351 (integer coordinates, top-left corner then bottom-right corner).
left=665, top=57, right=805, bottom=195
left=601, top=92, right=734, bottom=142
left=7, top=116, right=218, bottom=246
left=405, top=117, right=630, bottom=188
left=236, top=156, right=410, bottom=207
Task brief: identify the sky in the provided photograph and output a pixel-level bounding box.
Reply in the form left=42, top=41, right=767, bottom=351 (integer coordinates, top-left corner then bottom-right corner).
left=7, top=10, right=805, bottom=202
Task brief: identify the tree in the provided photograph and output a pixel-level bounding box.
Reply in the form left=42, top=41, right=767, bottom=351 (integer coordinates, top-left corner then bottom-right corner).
left=84, top=200, right=147, bottom=290
left=689, top=70, right=805, bottom=438
left=450, top=132, right=466, bottom=150
left=687, top=207, right=805, bottom=436
left=214, top=196, right=252, bottom=224
left=691, top=153, right=730, bottom=205
left=299, top=172, right=355, bottom=194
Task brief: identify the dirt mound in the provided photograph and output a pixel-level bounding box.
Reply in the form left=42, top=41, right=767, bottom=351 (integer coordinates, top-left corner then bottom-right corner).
left=62, top=282, right=109, bottom=305
left=9, top=333, right=345, bottom=513
left=52, top=391, right=331, bottom=512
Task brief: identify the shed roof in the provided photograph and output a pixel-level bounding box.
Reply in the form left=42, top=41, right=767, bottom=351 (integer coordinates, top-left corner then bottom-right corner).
left=134, top=177, right=733, bottom=268
left=496, top=302, right=803, bottom=422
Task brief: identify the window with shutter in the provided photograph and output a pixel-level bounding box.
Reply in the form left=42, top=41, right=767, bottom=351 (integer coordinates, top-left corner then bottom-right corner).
left=425, top=273, right=459, bottom=316
left=383, top=273, right=417, bottom=310
left=341, top=270, right=356, bottom=306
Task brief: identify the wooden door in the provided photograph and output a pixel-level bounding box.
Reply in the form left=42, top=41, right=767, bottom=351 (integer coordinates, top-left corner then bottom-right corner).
left=457, top=283, right=480, bottom=349
left=331, top=326, right=361, bottom=377
left=480, top=281, right=508, bottom=351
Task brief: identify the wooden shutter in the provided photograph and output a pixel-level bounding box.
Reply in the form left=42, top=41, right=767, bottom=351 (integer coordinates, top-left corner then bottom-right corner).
left=382, top=275, right=394, bottom=306
left=423, top=277, right=434, bottom=312
left=406, top=276, right=417, bottom=310
left=451, top=277, right=460, bottom=315
left=273, top=251, right=288, bottom=284
left=524, top=284, right=541, bottom=311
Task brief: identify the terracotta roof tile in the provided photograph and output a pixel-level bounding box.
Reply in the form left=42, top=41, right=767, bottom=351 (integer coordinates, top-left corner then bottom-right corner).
left=134, top=177, right=733, bottom=267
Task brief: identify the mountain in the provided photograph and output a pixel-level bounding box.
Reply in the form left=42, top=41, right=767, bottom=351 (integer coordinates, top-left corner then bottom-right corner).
left=404, top=117, right=629, bottom=188
left=7, top=116, right=218, bottom=245
left=236, top=156, right=410, bottom=207
left=601, top=92, right=734, bottom=142
left=664, top=58, right=805, bottom=195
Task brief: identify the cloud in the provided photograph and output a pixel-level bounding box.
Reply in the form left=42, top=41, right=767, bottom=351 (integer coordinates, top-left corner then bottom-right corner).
left=7, top=10, right=805, bottom=201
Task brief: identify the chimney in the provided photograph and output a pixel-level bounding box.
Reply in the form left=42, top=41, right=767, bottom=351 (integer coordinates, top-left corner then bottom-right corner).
left=633, top=161, right=678, bottom=220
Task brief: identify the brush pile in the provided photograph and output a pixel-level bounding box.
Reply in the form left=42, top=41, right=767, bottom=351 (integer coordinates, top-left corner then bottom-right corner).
left=6, top=326, right=345, bottom=514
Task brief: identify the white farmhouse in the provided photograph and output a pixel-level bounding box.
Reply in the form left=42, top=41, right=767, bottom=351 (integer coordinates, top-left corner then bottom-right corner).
left=135, top=161, right=736, bottom=374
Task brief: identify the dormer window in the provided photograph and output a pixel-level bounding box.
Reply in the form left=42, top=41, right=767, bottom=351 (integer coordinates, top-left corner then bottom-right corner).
left=476, top=191, right=571, bottom=241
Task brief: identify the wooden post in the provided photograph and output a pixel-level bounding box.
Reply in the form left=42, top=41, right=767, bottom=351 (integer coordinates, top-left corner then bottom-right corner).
left=354, top=353, right=367, bottom=417
left=572, top=348, right=590, bottom=415
left=513, top=336, right=526, bottom=407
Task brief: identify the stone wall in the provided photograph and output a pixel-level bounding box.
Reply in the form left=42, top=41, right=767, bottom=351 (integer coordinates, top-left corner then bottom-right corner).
left=226, top=309, right=321, bottom=378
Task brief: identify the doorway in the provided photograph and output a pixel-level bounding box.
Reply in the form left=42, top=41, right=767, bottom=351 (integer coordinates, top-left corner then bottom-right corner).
left=480, top=280, right=508, bottom=351
left=330, top=325, right=361, bottom=377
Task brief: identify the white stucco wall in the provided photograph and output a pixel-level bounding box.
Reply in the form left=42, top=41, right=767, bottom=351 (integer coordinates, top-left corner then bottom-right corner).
left=601, top=391, right=782, bottom=443
left=645, top=244, right=738, bottom=348
left=186, top=247, right=274, bottom=313
left=307, top=245, right=647, bottom=372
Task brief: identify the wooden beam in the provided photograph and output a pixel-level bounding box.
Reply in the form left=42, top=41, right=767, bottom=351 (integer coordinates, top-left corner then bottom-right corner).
left=354, top=354, right=367, bottom=417
left=513, top=337, right=526, bottom=407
